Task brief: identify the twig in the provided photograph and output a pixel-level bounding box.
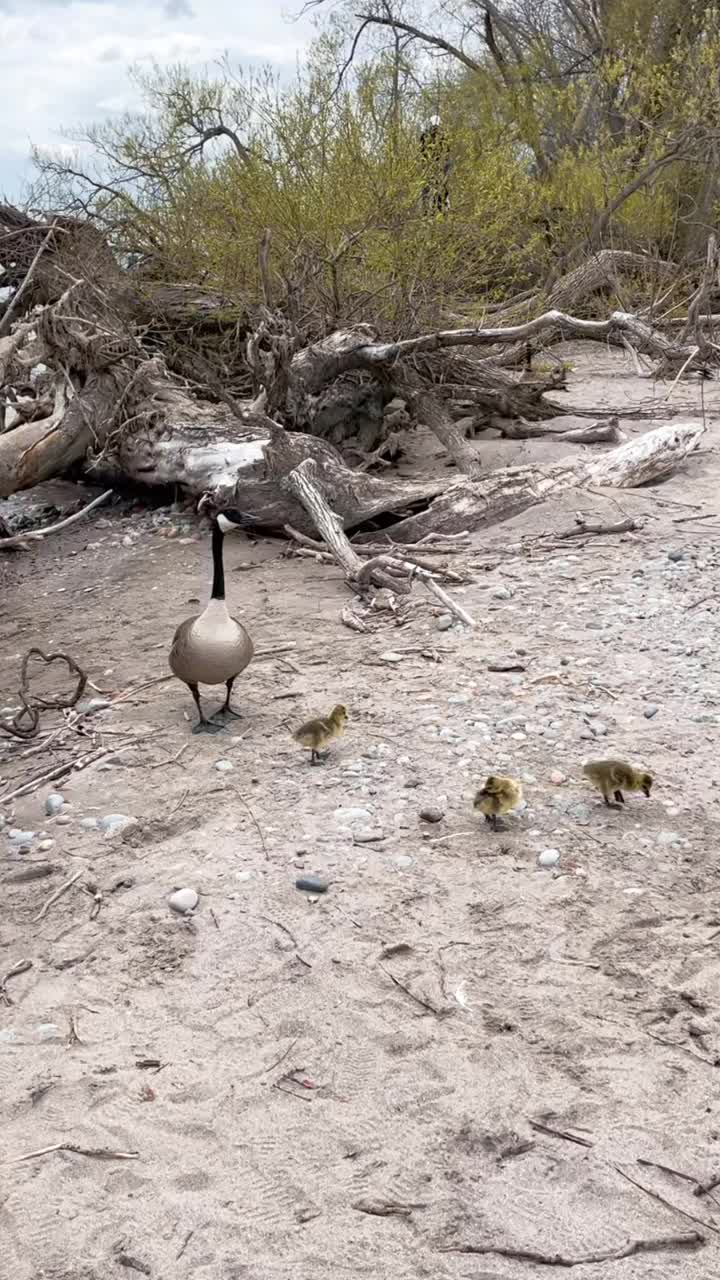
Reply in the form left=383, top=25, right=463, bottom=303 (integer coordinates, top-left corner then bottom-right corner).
left=149, top=742, right=189, bottom=769
left=176, top=1230, right=195, bottom=1261
left=235, top=792, right=268, bottom=859
left=554, top=516, right=640, bottom=540
left=0, top=490, right=113, bottom=551
left=529, top=1119, right=593, bottom=1148
left=614, top=1165, right=720, bottom=1235
left=0, top=220, right=59, bottom=339
left=440, top=1231, right=703, bottom=1264
left=695, top=1172, right=720, bottom=1198
left=9, top=1142, right=139, bottom=1163
left=0, top=745, right=116, bottom=803
left=0, top=958, right=32, bottom=1006
left=378, top=962, right=446, bottom=1016
left=33, top=867, right=85, bottom=923
left=637, top=1157, right=698, bottom=1186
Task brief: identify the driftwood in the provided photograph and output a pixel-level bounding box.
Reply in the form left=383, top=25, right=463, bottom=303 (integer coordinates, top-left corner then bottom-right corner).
left=355, top=422, right=703, bottom=543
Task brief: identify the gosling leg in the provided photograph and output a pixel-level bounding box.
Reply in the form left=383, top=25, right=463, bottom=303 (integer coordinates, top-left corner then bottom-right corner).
left=211, top=677, right=243, bottom=724
left=614, top=790, right=625, bottom=805
left=310, top=748, right=328, bottom=766
left=188, top=683, right=224, bottom=735
left=484, top=813, right=498, bottom=831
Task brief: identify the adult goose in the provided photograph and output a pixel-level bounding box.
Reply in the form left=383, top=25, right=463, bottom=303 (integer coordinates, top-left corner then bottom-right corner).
left=169, top=509, right=254, bottom=733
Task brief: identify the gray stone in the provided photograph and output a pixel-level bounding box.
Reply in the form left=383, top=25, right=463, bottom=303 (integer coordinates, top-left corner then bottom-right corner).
left=78, top=697, right=112, bottom=716
left=215, top=759, right=234, bottom=772
left=7, top=828, right=35, bottom=842
left=353, top=828, right=385, bottom=843
left=45, top=792, right=65, bottom=816
left=35, top=1023, right=62, bottom=1042
left=538, top=848, right=561, bottom=868
left=667, top=549, right=684, bottom=562
left=643, top=705, right=659, bottom=719
left=393, top=855, right=413, bottom=870
left=296, top=876, right=329, bottom=893
left=492, top=586, right=513, bottom=601
left=80, top=817, right=100, bottom=830
left=169, top=887, right=199, bottom=914
left=419, top=806, right=444, bottom=823
left=335, top=806, right=372, bottom=823
left=436, top=614, right=454, bottom=631
left=379, top=651, right=404, bottom=663
left=98, top=813, right=136, bottom=836
left=448, top=693, right=470, bottom=705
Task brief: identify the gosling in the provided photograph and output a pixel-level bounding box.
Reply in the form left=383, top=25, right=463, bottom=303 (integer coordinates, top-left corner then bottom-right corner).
left=293, top=704, right=348, bottom=765
left=474, top=775, right=523, bottom=831
left=582, top=759, right=653, bottom=808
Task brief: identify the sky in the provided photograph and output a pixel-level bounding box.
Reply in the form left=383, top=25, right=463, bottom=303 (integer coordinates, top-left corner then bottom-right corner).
left=0, top=0, right=317, bottom=200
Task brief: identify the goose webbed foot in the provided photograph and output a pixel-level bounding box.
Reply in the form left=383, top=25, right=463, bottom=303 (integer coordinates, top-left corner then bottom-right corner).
left=211, top=679, right=243, bottom=723
left=310, top=749, right=329, bottom=766
left=192, top=718, right=225, bottom=735
left=188, top=683, right=225, bottom=734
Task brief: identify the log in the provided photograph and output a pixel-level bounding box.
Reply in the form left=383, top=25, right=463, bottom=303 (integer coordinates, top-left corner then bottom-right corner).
left=355, top=421, right=703, bottom=543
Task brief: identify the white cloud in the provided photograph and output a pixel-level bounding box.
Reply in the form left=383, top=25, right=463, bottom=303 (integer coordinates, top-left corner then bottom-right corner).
left=0, top=0, right=315, bottom=197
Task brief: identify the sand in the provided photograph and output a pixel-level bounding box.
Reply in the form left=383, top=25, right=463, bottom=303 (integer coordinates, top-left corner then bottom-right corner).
left=1, top=344, right=720, bottom=1279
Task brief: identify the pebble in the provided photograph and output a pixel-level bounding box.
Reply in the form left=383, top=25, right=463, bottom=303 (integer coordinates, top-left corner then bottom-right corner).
left=667, top=549, right=684, bottom=562
left=393, top=855, right=413, bottom=870
left=169, top=887, right=199, bottom=914
left=379, top=651, right=403, bottom=663
left=550, top=771, right=566, bottom=785
left=296, top=876, right=329, bottom=893
left=448, top=694, right=470, bottom=705
left=353, top=828, right=385, bottom=843
left=538, top=848, right=561, bottom=868
left=78, top=697, right=112, bottom=716
left=215, top=759, right=234, bottom=772
left=657, top=831, right=681, bottom=847
left=492, top=586, right=513, bottom=601
left=98, top=813, right=136, bottom=836
left=643, top=705, right=659, bottom=719
left=7, top=828, right=35, bottom=843
left=419, top=806, right=444, bottom=823
left=335, top=806, right=372, bottom=823
left=80, top=817, right=100, bottom=830
left=36, top=1023, right=62, bottom=1042
left=45, top=792, right=65, bottom=816
left=37, top=839, right=54, bottom=852
left=436, top=614, right=454, bottom=631
left=0, top=814, right=4, bottom=832
left=55, top=814, right=72, bottom=826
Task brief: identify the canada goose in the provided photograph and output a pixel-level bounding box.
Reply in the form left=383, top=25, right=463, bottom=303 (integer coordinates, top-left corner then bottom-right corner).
left=473, top=775, right=523, bottom=830
left=582, top=760, right=653, bottom=808
left=293, top=704, right=348, bottom=765
left=169, top=509, right=254, bottom=733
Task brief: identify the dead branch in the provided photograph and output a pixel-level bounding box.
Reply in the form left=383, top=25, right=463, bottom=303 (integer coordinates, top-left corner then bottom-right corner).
left=0, top=647, right=87, bottom=739
left=440, top=1231, right=703, bottom=1265
left=33, top=867, right=85, bottom=923
left=9, top=1142, right=139, bottom=1163
left=0, top=488, right=113, bottom=551
left=498, top=416, right=621, bottom=444
left=0, top=220, right=59, bottom=338
left=554, top=516, right=641, bottom=540
left=0, top=959, right=33, bottom=1006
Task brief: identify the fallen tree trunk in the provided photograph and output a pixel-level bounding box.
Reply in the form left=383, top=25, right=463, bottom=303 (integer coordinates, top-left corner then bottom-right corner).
left=355, top=421, right=703, bottom=543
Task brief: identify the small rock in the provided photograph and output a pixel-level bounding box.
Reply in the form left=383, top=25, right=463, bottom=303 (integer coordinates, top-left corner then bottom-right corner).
left=436, top=614, right=454, bottom=631
left=296, top=876, right=329, bottom=893
left=98, top=813, right=136, bottom=836
left=590, top=720, right=609, bottom=737
left=657, top=831, right=681, bottom=847
left=122, top=534, right=133, bottom=548
left=169, top=887, right=199, bottom=914
left=448, top=693, right=470, bottom=705
left=379, top=651, right=403, bottom=663
left=80, top=817, right=100, bottom=830
left=77, top=697, right=112, bottom=716
left=35, top=1023, right=62, bottom=1042
left=560, top=657, right=570, bottom=666
left=215, top=759, right=234, bottom=772
left=7, top=828, right=35, bottom=843
left=419, top=806, right=444, bottom=823
left=0, top=1029, right=17, bottom=1044
left=538, top=848, right=561, bottom=868
left=335, top=806, right=372, bottom=823
left=643, top=705, right=659, bottom=719
left=55, top=814, right=72, bottom=826
left=353, top=828, right=385, bottom=843
left=550, top=770, right=566, bottom=785
left=492, top=586, right=513, bottom=601
left=667, top=549, right=684, bottom=562
left=393, top=855, right=413, bottom=870
left=45, top=792, right=65, bottom=816
left=0, top=814, right=5, bottom=832
left=37, top=839, right=54, bottom=852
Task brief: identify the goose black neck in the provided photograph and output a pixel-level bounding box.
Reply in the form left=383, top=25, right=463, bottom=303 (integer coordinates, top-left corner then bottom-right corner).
left=211, top=520, right=226, bottom=600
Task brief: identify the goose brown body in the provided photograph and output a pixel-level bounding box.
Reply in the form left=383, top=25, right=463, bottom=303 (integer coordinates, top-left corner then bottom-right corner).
left=582, top=759, right=652, bottom=806
left=293, top=704, right=348, bottom=764
left=169, top=510, right=254, bottom=731
left=473, top=775, right=523, bottom=830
